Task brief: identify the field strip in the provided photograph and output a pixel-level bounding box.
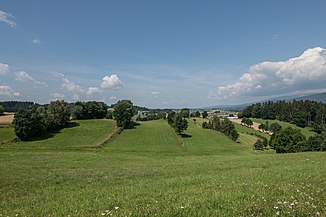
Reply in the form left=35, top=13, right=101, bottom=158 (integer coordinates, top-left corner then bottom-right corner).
left=92, top=126, right=122, bottom=148
left=0, top=113, right=14, bottom=125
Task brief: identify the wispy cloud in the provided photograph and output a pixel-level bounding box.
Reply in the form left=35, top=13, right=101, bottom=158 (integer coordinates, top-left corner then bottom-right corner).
left=32, top=38, right=41, bottom=45
left=0, top=63, right=9, bottom=75
left=212, top=47, right=326, bottom=99
left=86, top=87, right=102, bottom=95
left=0, top=85, right=20, bottom=96
left=15, top=71, right=47, bottom=87
left=151, top=91, right=160, bottom=98
left=51, top=92, right=65, bottom=100
left=0, top=10, right=16, bottom=28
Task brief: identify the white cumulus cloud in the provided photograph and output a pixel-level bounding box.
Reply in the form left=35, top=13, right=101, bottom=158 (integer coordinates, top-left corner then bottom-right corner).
left=0, top=85, right=20, bottom=96
left=15, top=71, right=47, bottom=86
left=0, top=63, right=9, bottom=75
left=214, top=47, right=326, bottom=98
left=101, top=74, right=122, bottom=89
left=0, top=10, right=16, bottom=28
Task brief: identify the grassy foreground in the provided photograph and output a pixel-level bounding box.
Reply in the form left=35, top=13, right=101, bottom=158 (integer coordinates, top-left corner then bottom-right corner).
left=1, top=119, right=325, bottom=216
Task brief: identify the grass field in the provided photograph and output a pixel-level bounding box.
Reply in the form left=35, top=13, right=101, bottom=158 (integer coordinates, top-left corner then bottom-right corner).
left=1, top=119, right=325, bottom=216
left=252, top=118, right=315, bottom=138
left=0, top=126, right=16, bottom=143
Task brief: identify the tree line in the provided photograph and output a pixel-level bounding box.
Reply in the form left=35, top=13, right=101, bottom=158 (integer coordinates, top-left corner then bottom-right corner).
left=238, top=100, right=326, bottom=133
left=241, top=118, right=326, bottom=153
left=202, top=116, right=239, bottom=141
left=0, top=105, right=4, bottom=115
left=0, top=101, right=38, bottom=112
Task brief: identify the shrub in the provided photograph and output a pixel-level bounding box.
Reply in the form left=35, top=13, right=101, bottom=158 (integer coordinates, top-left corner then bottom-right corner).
left=253, top=139, right=264, bottom=150
left=13, top=108, right=46, bottom=141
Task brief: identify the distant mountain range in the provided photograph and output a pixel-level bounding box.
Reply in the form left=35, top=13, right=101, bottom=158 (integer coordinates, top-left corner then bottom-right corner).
left=205, top=92, right=326, bottom=111
left=294, top=92, right=326, bottom=102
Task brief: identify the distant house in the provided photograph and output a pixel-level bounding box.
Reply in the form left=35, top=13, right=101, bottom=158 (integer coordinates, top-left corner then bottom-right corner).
left=138, top=111, right=150, bottom=116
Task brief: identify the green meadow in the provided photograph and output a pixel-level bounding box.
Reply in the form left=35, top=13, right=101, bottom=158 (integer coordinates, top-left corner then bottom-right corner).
left=252, top=118, right=316, bottom=138
left=1, top=119, right=325, bottom=216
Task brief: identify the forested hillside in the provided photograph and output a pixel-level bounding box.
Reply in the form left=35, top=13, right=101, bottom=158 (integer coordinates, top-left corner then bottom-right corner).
left=239, top=100, right=326, bottom=131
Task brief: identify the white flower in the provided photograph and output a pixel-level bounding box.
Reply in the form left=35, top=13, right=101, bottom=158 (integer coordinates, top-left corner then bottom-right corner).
left=276, top=211, right=280, bottom=215
left=114, top=206, right=119, bottom=210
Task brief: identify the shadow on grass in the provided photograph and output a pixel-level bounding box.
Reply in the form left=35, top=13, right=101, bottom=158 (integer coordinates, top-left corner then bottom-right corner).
left=28, top=122, right=80, bottom=141
left=125, top=121, right=141, bottom=130
left=65, top=122, right=80, bottom=128
left=180, top=133, right=192, bottom=138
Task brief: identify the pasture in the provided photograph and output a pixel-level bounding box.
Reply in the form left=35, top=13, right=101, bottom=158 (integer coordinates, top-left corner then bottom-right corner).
left=1, top=119, right=325, bottom=216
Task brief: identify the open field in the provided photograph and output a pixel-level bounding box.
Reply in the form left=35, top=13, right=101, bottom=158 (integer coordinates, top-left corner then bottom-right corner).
left=0, top=126, right=16, bottom=143
left=0, top=112, right=14, bottom=125
left=1, top=119, right=326, bottom=216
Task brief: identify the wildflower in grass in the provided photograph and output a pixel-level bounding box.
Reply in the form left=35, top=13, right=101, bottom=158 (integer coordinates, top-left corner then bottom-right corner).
left=114, top=206, right=119, bottom=210
left=180, top=206, right=185, bottom=209
left=276, top=211, right=280, bottom=215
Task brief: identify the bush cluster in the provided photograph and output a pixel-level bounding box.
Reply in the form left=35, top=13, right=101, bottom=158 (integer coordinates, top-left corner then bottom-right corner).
left=13, top=100, right=70, bottom=141
left=71, top=101, right=108, bottom=120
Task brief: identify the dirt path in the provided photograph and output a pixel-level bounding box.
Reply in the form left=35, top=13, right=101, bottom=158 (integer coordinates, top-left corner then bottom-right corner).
left=231, top=118, right=261, bottom=131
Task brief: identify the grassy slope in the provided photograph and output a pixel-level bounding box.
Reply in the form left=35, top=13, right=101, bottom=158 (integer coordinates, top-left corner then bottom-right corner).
left=234, top=122, right=270, bottom=139
left=184, top=118, right=251, bottom=155
left=252, top=118, right=315, bottom=138
left=1, top=119, right=326, bottom=216
left=0, top=126, right=16, bottom=142
left=105, top=120, right=181, bottom=155
left=1, top=119, right=115, bottom=150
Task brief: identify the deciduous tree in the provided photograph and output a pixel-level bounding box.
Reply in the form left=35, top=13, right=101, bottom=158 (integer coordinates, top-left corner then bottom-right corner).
left=113, top=100, right=134, bottom=128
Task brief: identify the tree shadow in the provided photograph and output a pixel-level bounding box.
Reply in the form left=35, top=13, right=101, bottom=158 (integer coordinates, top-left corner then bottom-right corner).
left=28, top=129, right=60, bottom=141
left=28, top=121, right=80, bottom=141
left=65, top=122, right=80, bottom=128
left=180, top=133, right=192, bottom=138
left=125, top=121, right=141, bottom=129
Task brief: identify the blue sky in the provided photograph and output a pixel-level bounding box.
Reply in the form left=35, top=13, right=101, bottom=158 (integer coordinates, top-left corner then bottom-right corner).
left=1, top=0, right=326, bottom=108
